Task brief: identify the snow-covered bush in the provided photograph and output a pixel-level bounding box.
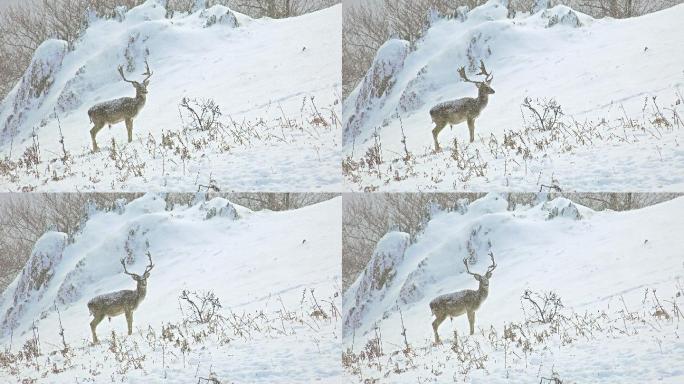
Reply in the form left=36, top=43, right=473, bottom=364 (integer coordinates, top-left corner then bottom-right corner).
left=544, top=198, right=582, bottom=220
left=343, top=232, right=411, bottom=334
left=1, top=232, right=68, bottom=331
left=1, top=39, right=68, bottom=136
left=200, top=5, right=239, bottom=28
left=204, top=201, right=239, bottom=220
left=343, top=39, right=411, bottom=144
left=397, top=258, right=433, bottom=305
left=543, top=6, right=583, bottom=27
left=55, top=65, right=91, bottom=114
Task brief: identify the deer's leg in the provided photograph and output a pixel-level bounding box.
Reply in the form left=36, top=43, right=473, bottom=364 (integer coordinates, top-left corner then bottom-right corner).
left=90, top=122, right=104, bottom=152
left=467, top=310, right=475, bottom=335
left=125, top=118, right=133, bottom=143
left=432, top=121, right=446, bottom=152
left=432, top=314, right=446, bottom=344
left=467, top=118, right=475, bottom=143
left=125, top=310, right=133, bottom=335
left=90, top=313, right=104, bottom=343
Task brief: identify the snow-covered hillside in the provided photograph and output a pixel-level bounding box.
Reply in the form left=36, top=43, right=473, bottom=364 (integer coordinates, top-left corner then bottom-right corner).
left=0, top=0, right=341, bottom=192
left=343, top=194, right=684, bottom=382
left=343, top=0, right=684, bottom=191
left=0, top=194, right=342, bottom=383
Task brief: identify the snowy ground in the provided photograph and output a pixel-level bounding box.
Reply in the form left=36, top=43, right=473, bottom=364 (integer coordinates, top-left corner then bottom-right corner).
left=0, top=194, right=342, bottom=383
left=343, top=194, right=684, bottom=382
left=343, top=1, right=684, bottom=191
left=0, top=0, right=342, bottom=192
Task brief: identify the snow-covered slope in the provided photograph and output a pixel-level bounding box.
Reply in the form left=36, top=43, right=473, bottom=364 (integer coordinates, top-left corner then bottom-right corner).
left=343, top=194, right=684, bottom=382
left=0, top=0, right=341, bottom=191
left=343, top=0, right=684, bottom=191
left=0, top=194, right=342, bottom=383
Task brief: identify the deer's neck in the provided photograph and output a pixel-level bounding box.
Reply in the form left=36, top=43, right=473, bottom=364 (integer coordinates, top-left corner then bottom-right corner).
left=135, top=282, right=147, bottom=304
left=477, top=281, right=489, bottom=301
left=135, top=92, right=147, bottom=108
left=477, top=88, right=490, bottom=110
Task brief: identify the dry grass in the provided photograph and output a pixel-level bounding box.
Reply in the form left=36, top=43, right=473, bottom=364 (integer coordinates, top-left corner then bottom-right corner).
left=0, top=288, right=340, bottom=382
left=342, top=285, right=683, bottom=383
left=343, top=93, right=683, bottom=190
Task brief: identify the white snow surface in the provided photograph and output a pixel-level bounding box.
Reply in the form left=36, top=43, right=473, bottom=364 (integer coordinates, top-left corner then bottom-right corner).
left=343, top=0, right=684, bottom=191
left=0, top=194, right=342, bottom=383
left=0, top=0, right=342, bottom=192
left=343, top=193, right=684, bottom=382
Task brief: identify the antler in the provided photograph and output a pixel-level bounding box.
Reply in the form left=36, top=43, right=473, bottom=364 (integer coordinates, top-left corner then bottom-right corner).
left=458, top=60, right=494, bottom=84
left=117, top=66, right=135, bottom=84
left=457, top=66, right=480, bottom=84
left=120, top=252, right=154, bottom=276
left=476, top=59, right=493, bottom=83
left=117, top=59, right=152, bottom=84
left=120, top=258, right=136, bottom=276
left=486, top=251, right=497, bottom=274
left=143, top=251, right=154, bottom=274
left=141, top=58, right=153, bottom=83
left=463, top=257, right=479, bottom=276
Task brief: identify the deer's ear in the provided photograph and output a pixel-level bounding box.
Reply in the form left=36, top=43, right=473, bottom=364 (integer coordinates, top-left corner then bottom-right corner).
left=143, top=79, right=150, bottom=86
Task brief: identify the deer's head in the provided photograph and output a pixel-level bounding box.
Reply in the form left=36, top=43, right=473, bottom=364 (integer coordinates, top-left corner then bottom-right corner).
left=478, top=80, right=495, bottom=95
left=120, top=251, right=154, bottom=288
left=458, top=60, right=494, bottom=95
left=463, top=252, right=497, bottom=288
left=117, top=59, right=153, bottom=97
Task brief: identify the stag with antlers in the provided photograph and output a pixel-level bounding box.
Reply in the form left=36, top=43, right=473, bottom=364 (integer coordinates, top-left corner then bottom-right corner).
left=87, top=59, right=153, bottom=151
left=429, top=60, right=495, bottom=151
left=87, top=251, right=155, bottom=343
left=429, top=252, right=497, bottom=343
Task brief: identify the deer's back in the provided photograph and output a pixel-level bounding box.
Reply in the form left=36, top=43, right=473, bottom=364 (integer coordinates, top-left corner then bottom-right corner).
left=430, top=289, right=480, bottom=317
left=88, top=97, right=142, bottom=124
left=430, top=97, right=480, bottom=125
left=87, top=289, right=139, bottom=316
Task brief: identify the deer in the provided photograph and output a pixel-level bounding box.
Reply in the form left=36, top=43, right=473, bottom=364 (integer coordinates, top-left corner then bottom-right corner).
left=429, top=60, right=494, bottom=152
left=429, top=252, right=496, bottom=344
left=87, top=252, right=154, bottom=344
left=88, top=59, right=153, bottom=152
